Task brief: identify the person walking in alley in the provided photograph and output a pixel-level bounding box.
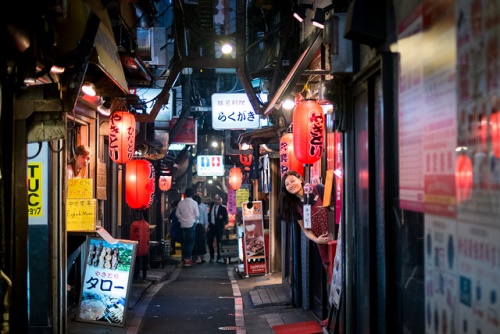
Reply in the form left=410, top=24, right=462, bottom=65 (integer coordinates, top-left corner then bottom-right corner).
left=175, top=188, right=199, bottom=267
left=192, top=194, right=208, bottom=263
left=168, top=200, right=182, bottom=255
left=207, top=194, right=228, bottom=263
left=278, top=171, right=330, bottom=271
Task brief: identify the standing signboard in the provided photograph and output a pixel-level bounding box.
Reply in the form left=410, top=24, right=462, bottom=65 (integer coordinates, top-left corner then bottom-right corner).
left=242, top=201, right=267, bottom=276
left=76, top=237, right=137, bottom=327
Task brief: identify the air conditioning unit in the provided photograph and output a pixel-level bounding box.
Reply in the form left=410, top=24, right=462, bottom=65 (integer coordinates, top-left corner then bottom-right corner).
left=136, top=27, right=167, bottom=67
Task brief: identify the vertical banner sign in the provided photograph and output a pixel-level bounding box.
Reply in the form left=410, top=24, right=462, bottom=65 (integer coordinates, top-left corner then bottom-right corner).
left=27, top=162, right=42, bottom=217
left=242, top=201, right=267, bottom=275
left=76, top=237, right=137, bottom=327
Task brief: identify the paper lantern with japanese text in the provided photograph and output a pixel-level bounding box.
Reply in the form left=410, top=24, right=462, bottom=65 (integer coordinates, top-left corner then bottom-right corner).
left=292, top=100, right=324, bottom=165
left=480, top=112, right=500, bottom=158
left=239, top=154, right=252, bottom=168
left=455, top=154, right=473, bottom=204
left=228, top=167, right=243, bottom=190
left=159, top=175, right=172, bottom=191
left=109, top=111, right=136, bottom=164
left=279, top=132, right=304, bottom=177
left=126, top=159, right=155, bottom=209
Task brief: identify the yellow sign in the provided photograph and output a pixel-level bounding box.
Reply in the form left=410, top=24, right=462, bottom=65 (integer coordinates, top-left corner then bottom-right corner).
left=67, top=199, right=97, bottom=232
left=68, top=178, right=93, bottom=199
left=236, top=188, right=249, bottom=208
left=28, top=162, right=42, bottom=217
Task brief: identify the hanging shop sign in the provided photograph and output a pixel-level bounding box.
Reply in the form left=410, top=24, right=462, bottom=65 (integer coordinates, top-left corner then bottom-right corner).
left=196, top=155, right=224, bottom=176
left=169, top=117, right=197, bottom=144
left=28, top=162, right=43, bottom=217
left=211, top=93, right=261, bottom=130
left=76, top=237, right=137, bottom=327
left=242, top=201, right=267, bottom=275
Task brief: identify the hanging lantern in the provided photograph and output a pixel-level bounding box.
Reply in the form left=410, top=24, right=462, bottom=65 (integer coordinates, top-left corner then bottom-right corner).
left=279, top=132, right=304, bottom=177
left=240, top=154, right=252, bottom=168
left=109, top=111, right=136, bottom=164
left=455, top=154, right=473, bottom=204
left=126, top=159, right=155, bottom=209
left=492, top=112, right=500, bottom=158
left=479, top=111, right=500, bottom=157
left=130, top=219, right=150, bottom=256
left=292, top=100, right=324, bottom=165
left=159, top=175, right=172, bottom=192
left=228, top=166, right=243, bottom=191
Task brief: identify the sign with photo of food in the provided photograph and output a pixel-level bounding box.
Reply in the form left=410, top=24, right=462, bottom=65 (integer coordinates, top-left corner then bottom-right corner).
left=76, top=237, right=137, bottom=327
left=242, top=201, right=267, bottom=275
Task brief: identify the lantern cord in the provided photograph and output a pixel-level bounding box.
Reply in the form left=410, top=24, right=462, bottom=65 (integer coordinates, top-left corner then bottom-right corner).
left=48, top=140, right=65, bottom=153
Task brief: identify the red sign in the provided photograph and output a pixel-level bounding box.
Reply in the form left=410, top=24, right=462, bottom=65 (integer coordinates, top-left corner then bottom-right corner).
left=169, top=117, right=197, bottom=144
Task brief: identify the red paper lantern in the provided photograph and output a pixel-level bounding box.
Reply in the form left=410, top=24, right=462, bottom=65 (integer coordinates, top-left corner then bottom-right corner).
left=228, top=167, right=243, bottom=191
left=159, top=175, right=172, bottom=191
left=292, top=100, right=324, bottom=165
left=455, top=154, right=473, bottom=204
left=279, top=132, right=304, bottom=177
left=482, top=112, right=500, bottom=158
left=130, top=219, right=150, bottom=256
left=126, top=159, right=155, bottom=209
left=240, top=154, right=252, bottom=167
left=109, top=111, right=136, bottom=164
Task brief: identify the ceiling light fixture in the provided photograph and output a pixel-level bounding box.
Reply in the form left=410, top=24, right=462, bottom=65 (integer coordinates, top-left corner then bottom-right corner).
left=312, top=4, right=335, bottom=29
left=293, top=3, right=313, bottom=23
left=82, top=82, right=96, bottom=96
left=221, top=42, right=233, bottom=54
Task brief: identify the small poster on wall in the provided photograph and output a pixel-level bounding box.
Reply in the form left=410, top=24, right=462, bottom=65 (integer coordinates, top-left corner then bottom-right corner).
left=242, top=201, right=267, bottom=275
left=76, top=237, right=137, bottom=327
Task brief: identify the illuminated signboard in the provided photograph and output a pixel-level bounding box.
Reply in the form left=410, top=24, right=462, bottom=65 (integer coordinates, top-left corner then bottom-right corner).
left=211, top=93, right=261, bottom=130
left=196, top=155, right=225, bottom=176
left=76, top=237, right=137, bottom=327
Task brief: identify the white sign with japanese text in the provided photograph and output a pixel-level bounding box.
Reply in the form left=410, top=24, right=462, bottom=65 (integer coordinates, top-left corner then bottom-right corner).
left=211, top=93, right=261, bottom=130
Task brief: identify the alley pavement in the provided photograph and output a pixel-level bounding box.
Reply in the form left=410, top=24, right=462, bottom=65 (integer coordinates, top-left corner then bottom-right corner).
left=67, top=254, right=320, bottom=334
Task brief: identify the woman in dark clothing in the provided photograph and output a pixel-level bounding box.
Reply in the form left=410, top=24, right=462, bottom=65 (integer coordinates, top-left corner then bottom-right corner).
left=169, top=200, right=182, bottom=255
left=277, top=170, right=330, bottom=270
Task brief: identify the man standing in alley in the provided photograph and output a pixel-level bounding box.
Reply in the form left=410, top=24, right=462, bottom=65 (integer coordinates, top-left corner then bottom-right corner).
left=207, top=194, right=228, bottom=263
left=175, top=187, right=199, bottom=267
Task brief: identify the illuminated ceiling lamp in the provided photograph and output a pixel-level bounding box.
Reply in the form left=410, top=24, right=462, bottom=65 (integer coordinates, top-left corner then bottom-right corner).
left=228, top=166, right=243, bottom=191
left=293, top=3, right=313, bottom=22
left=312, top=4, right=335, bottom=29
left=82, top=82, right=97, bottom=96
left=221, top=42, right=233, bottom=54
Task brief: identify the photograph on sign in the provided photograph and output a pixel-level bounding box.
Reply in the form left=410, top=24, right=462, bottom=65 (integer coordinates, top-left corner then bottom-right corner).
left=242, top=201, right=267, bottom=275
left=211, top=93, right=261, bottom=130
left=196, top=155, right=225, bottom=176
left=76, top=237, right=137, bottom=327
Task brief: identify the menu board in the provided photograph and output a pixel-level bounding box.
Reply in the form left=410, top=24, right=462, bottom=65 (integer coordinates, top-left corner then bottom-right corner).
left=76, top=237, right=137, bottom=327
left=66, top=199, right=97, bottom=232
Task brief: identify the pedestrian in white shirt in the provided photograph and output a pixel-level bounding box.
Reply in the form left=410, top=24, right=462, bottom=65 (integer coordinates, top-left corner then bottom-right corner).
left=175, top=187, right=199, bottom=266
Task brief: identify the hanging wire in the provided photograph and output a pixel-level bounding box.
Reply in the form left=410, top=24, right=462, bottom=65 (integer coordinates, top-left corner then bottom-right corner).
left=27, top=142, right=43, bottom=159
left=48, top=140, right=65, bottom=153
